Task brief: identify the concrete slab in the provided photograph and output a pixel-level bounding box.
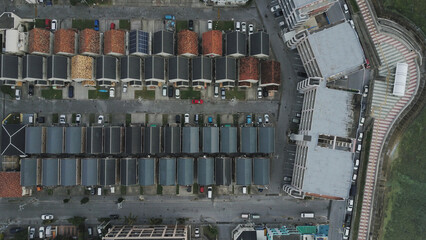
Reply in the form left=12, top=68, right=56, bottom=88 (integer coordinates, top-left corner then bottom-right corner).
left=74, top=83, right=89, bottom=100
left=130, top=19, right=141, bottom=30
left=142, top=185, right=158, bottom=195
left=162, top=185, right=177, bottom=195
left=131, top=113, right=146, bottom=124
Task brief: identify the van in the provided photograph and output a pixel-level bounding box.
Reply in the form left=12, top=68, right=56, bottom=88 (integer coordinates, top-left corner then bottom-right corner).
left=343, top=4, right=349, bottom=13
left=29, top=115, right=34, bottom=124
left=97, top=187, right=102, bottom=196
left=300, top=213, right=315, bottom=218
left=242, top=186, right=247, bottom=194
left=214, top=86, right=219, bottom=97
left=207, top=186, right=212, bottom=199
left=356, top=144, right=362, bottom=152
left=241, top=213, right=250, bottom=219
left=251, top=214, right=260, bottom=219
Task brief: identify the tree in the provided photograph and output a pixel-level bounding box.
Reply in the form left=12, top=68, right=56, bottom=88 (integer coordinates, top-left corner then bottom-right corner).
left=124, top=213, right=137, bottom=225
left=149, top=218, right=163, bottom=225
left=67, top=216, right=86, bottom=226
left=80, top=197, right=89, bottom=204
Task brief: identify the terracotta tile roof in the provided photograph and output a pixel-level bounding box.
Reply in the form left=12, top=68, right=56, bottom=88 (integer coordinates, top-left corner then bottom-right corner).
left=103, top=29, right=126, bottom=55
left=79, top=28, right=101, bottom=55
left=261, top=60, right=281, bottom=86
left=239, top=57, right=259, bottom=81
left=0, top=172, right=22, bottom=198
left=54, top=29, right=77, bottom=55
left=71, top=55, right=93, bottom=80
left=238, top=81, right=251, bottom=87
left=202, top=30, right=222, bottom=56
left=177, top=30, right=198, bottom=56
left=28, top=28, right=51, bottom=54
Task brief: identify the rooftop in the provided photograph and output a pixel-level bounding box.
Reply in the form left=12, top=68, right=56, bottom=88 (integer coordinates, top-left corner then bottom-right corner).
left=159, top=158, right=176, bottom=186
left=0, top=172, right=22, bottom=198
left=79, top=28, right=101, bottom=55
left=260, top=60, right=281, bottom=86
left=226, top=31, right=247, bottom=56
left=103, top=29, right=126, bottom=55
left=54, top=29, right=76, bottom=55
left=0, top=54, right=19, bottom=80
left=153, top=30, right=174, bottom=56
left=1, top=124, right=25, bottom=156
left=249, top=31, right=269, bottom=57
left=138, top=158, right=155, bottom=186
left=239, top=57, right=259, bottom=82
left=28, top=28, right=51, bottom=54
left=202, top=30, right=222, bottom=56
left=47, top=55, right=68, bottom=80
left=71, top=55, right=93, bottom=81
left=178, top=30, right=198, bottom=56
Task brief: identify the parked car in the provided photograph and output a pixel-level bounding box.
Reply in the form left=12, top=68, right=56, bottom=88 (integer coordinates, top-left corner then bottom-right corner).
left=347, top=198, right=354, bottom=212
left=363, top=85, right=369, bottom=97
left=175, top=88, right=180, bottom=99
left=94, top=19, right=99, bottom=31
left=75, top=114, right=81, bottom=124
left=110, top=22, right=115, bottom=30
left=28, top=84, right=34, bottom=96
left=195, top=228, right=200, bottom=237
left=246, top=115, right=252, bottom=124
left=270, top=5, right=281, bottom=12
left=15, top=89, right=21, bottom=100
left=241, top=22, right=246, bottom=32
left=51, top=19, right=57, bottom=31
left=29, top=227, right=36, bottom=239
left=98, top=115, right=104, bottom=124
left=214, top=86, right=219, bottom=97
left=365, top=58, right=370, bottom=68
left=184, top=113, right=190, bottom=124
left=208, top=116, right=213, bottom=124
left=194, top=114, right=199, bottom=123
left=88, top=227, right=93, bottom=236
left=46, top=226, right=52, bottom=237
left=264, top=114, right=269, bottom=123
left=242, top=186, right=247, bottom=194
left=175, top=115, right=181, bottom=124
left=258, top=116, right=263, bottom=124
left=41, top=214, right=54, bottom=220
left=343, top=4, right=349, bottom=14
left=109, top=214, right=119, bottom=220
left=168, top=85, right=174, bottom=97
left=221, top=88, right=226, bottom=99
left=68, top=85, right=74, bottom=98
left=192, top=99, right=203, bottom=104
left=59, top=115, right=66, bottom=124
left=235, top=21, right=241, bottom=32
left=207, top=186, right=212, bottom=199
left=273, top=10, right=283, bottom=18
left=262, top=88, right=268, bottom=97
left=188, top=20, right=194, bottom=31
left=248, top=24, right=254, bottom=35
left=358, top=132, right=363, bottom=141
left=359, top=117, right=365, bottom=126
left=122, top=84, right=127, bottom=93
left=200, top=186, right=204, bottom=193
left=39, top=227, right=45, bottom=239
left=9, top=227, right=22, bottom=234
left=109, top=87, right=115, bottom=98
left=37, top=117, right=45, bottom=123
left=257, top=87, right=263, bottom=98
left=207, top=20, right=213, bottom=30
left=45, top=19, right=51, bottom=30
left=162, top=86, right=167, bottom=97
left=354, top=159, right=360, bottom=171
left=343, top=227, right=350, bottom=239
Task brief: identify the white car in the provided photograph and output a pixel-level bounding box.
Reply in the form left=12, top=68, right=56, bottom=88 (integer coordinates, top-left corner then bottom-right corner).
left=15, top=89, right=21, bottom=100
left=235, top=21, right=241, bottom=32
left=41, top=214, right=54, bottom=220
left=184, top=113, right=190, bottom=124
left=264, top=114, right=269, bottom=124
left=257, top=87, right=262, bottom=99
left=29, top=227, right=36, bottom=239
left=207, top=20, right=213, bottom=30
left=358, top=132, right=363, bottom=141
left=75, top=114, right=81, bottom=124
left=270, top=5, right=281, bottom=12
left=109, top=87, right=115, bottom=98
left=343, top=227, right=350, bottom=239
left=347, top=199, right=354, bottom=212
left=241, top=22, right=246, bottom=32
left=195, top=228, right=200, bottom=237
left=354, top=159, right=360, bottom=170
left=359, top=117, right=365, bottom=126
left=363, top=85, right=369, bottom=97
left=175, top=88, right=180, bottom=99
left=39, top=227, right=45, bottom=239
left=51, top=19, right=57, bottom=31
left=122, top=84, right=127, bottom=93
left=59, top=115, right=66, bottom=124
left=98, top=115, right=104, bottom=124
left=248, top=24, right=254, bottom=35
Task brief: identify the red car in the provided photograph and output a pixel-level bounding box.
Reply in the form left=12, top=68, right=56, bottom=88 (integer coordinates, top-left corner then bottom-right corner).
left=45, top=19, right=51, bottom=30
left=110, top=23, right=116, bottom=30
left=200, top=186, right=204, bottom=193
left=192, top=99, right=204, bottom=104
left=365, top=58, right=370, bottom=69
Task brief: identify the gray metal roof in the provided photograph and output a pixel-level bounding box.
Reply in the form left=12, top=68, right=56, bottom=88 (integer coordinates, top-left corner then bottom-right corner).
left=253, top=158, right=270, bottom=185
left=215, top=57, right=237, bottom=81
left=192, top=56, right=212, bottom=81
left=240, top=127, right=257, bottom=153
left=197, top=157, right=214, bottom=186
left=236, top=157, right=252, bottom=185
left=182, top=127, right=199, bottom=153
left=21, top=158, right=37, bottom=186
left=120, top=56, right=141, bottom=81
left=46, top=127, right=64, bottom=154
left=215, top=157, right=232, bottom=186
left=125, top=126, right=142, bottom=154
left=60, top=158, right=77, bottom=186
left=177, top=157, right=194, bottom=186
left=153, top=30, right=174, bottom=55
left=42, top=158, right=59, bottom=186
left=99, top=158, right=116, bottom=186
left=226, top=31, right=247, bottom=56
left=0, top=54, right=19, bottom=79
left=163, top=126, right=181, bottom=154
left=220, top=127, right=237, bottom=153
left=86, top=127, right=103, bottom=154
left=159, top=158, right=176, bottom=186
left=23, top=55, right=43, bottom=79
left=25, top=126, right=42, bottom=154
left=138, top=158, right=155, bottom=186
left=144, top=126, right=160, bottom=154
left=168, top=56, right=189, bottom=81
left=65, top=127, right=82, bottom=154
left=144, top=56, right=164, bottom=80
left=96, top=55, right=116, bottom=80
left=258, top=127, right=275, bottom=154
left=120, top=158, right=137, bottom=186
left=249, top=32, right=269, bottom=57
left=81, top=158, right=98, bottom=186
left=202, top=127, right=219, bottom=153
left=47, top=55, right=68, bottom=80
left=104, top=126, right=122, bottom=154
left=1, top=124, right=25, bottom=156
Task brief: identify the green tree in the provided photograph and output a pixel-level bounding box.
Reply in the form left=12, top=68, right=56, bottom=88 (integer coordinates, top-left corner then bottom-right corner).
left=80, top=197, right=89, bottom=204
left=124, top=213, right=137, bottom=225
left=67, top=216, right=86, bottom=226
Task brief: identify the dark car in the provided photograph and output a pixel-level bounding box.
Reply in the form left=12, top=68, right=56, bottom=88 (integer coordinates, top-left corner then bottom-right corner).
left=274, top=10, right=283, bottom=18
left=109, top=214, right=119, bottom=220
left=168, top=85, right=174, bottom=97
left=68, top=86, right=74, bottom=98
left=297, top=72, right=308, bottom=78
left=9, top=227, right=22, bottom=234
left=175, top=115, right=181, bottom=124
left=37, top=117, right=45, bottom=123
left=94, top=20, right=99, bottom=31
left=28, top=84, right=34, bottom=96
left=188, top=20, right=194, bottom=31
left=262, top=87, right=268, bottom=97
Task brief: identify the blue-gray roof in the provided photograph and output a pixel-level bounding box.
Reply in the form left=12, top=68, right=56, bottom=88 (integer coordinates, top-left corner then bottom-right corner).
left=138, top=158, right=155, bottom=186
left=125, top=126, right=142, bottom=154
left=163, top=126, right=181, bottom=154
left=249, top=31, right=269, bottom=57
left=120, top=55, right=141, bottom=80
left=0, top=54, right=19, bottom=80
left=21, top=158, right=37, bottom=186
left=159, top=158, right=176, bottom=186
left=240, top=127, right=257, bottom=153
left=99, top=158, right=116, bottom=186
left=182, top=127, right=199, bottom=153
left=81, top=158, right=98, bottom=186
left=197, top=157, right=214, bottom=186
left=65, top=127, right=82, bottom=154
left=120, top=158, right=137, bottom=186
left=236, top=157, right=252, bottom=185
left=86, top=127, right=103, bottom=154
left=215, top=157, right=232, bottom=186
left=42, top=158, right=59, bottom=186
left=177, top=157, right=194, bottom=186
left=202, top=127, right=219, bottom=153
left=144, top=126, right=161, bottom=154
left=25, top=126, right=42, bottom=154
left=220, top=127, right=237, bottom=153
left=46, top=127, right=64, bottom=154
left=258, top=127, right=275, bottom=153
left=104, top=126, right=122, bottom=154
left=253, top=158, right=270, bottom=185
left=60, top=158, right=77, bottom=186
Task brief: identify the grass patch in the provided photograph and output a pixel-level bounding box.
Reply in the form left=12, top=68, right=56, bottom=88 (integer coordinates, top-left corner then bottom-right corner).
left=120, top=186, right=127, bottom=195
left=157, top=185, right=163, bottom=195
left=383, top=0, right=426, bottom=33
left=162, top=114, right=168, bottom=126
left=126, top=114, right=131, bottom=126
left=180, top=89, right=201, bottom=99
left=89, top=113, right=95, bottom=124
left=203, top=225, right=218, bottom=240
left=193, top=183, right=199, bottom=194
left=213, top=21, right=234, bottom=31
left=88, top=88, right=109, bottom=99
left=72, top=19, right=94, bottom=30
left=52, top=113, right=59, bottom=124
left=226, top=88, right=245, bottom=100
left=176, top=20, right=188, bottom=32
left=140, top=186, right=144, bottom=195
left=216, top=114, right=221, bottom=126
left=378, top=107, right=426, bottom=240
left=80, top=197, right=89, bottom=204
left=41, top=87, right=63, bottom=99
left=233, top=114, right=239, bottom=126
left=47, top=189, right=54, bottom=195
left=1, top=86, right=14, bottom=98
left=119, top=19, right=131, bottom=31
left=349, top=0, right=360, bottom=13
left=135, top=89, right=155, bottom=100
left=71, top=113, right=76, bottom=124
left=176, top=185, right=180, bottom=195
left=35, top=19, right=46, bottom=28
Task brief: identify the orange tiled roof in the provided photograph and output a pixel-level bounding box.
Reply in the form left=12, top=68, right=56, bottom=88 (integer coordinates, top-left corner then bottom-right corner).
left=28, top=28, right=51, bottom=54
left=79, top=28, right=101, bottom=55
left=261, top=60, right=281, bottom=85
left=54, top=29, right=76, bottom=55
left=178, top=30, right=198, bottom=56
left=202, top=30, right=222, bottom=56
left=239, top=57, right=259, bottom=81
left=0, top=172, right=22, bottom=198
left=103, top=29, right=126, bottom=55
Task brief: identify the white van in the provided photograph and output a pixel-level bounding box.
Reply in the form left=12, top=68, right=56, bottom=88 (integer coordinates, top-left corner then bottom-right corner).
left=242, top=186, right=247, bottom=194
left=300, top=213, right=315, bottom=218
left=207, top=187, right=212, bottom=199
left=97, top=187, right=102, bottom=196
left=241, top=213, right=250, bottom=219
left=207, top=20, right=213, bottom=30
